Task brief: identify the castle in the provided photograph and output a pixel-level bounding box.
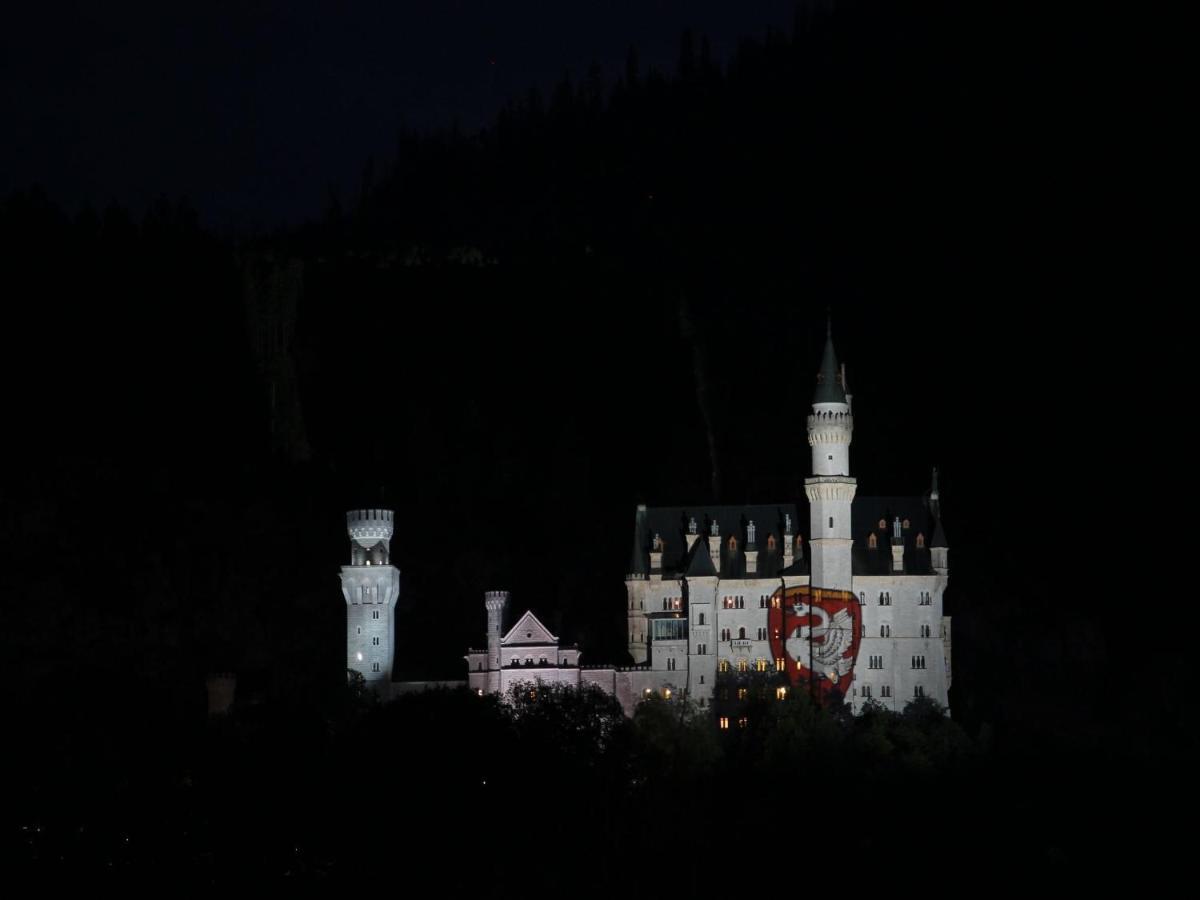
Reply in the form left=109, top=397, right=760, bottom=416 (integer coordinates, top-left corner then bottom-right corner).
left=342, top=323, right=951, bottom=718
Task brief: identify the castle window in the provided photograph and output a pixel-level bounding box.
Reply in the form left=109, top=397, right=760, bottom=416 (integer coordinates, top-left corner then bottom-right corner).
left=914, top=685, right=925, bottom=698
left=767, top=535, right=776, bottom=551
left=372, top=662, right=380, bottom=672
left=920, top=624, right=931, bottom=638
left=771, top=596, right=780, bottom=609
left=880, top=625, right=890, bottom=638
left=728, top=536, right=737, bottom=551
left=356, top=652, right=363, bottom=662
left=698, top=612, right=706, bottom=625
left=373, top=636, right=380, bottom=645
left=916, top=533, right=926, bottom=549
left=723, top=596, right=734, bottom=609
left=737, top=596, right=744, bottom=609
left=738, top=627, right=746, bottom=640
left=878, top=519, right=887, bottom=530
left=829, top=517, right=834, bottom=529
left=373, top=610, right=380, bottom=619
left=737, top=688, right=747, bottom=700
left=738, top=658, right=748, bottom=673
left=760, top=595, right=767, bottom=608
left=672, top=597, right=682, bottom=610
left=757, top=627, right=766, bottom=640
left=719, top=717, right=729, bottom=730
left=881, top=685, right=892, bottom=698
left=755, top=658, right=767, bottom=672
left=868, top=533, right=877, bottom=549
left=738, top=716, right=748, bottom=729
left=775, top=658, right=786, bottom=672
left=663, top=598, right=668, bottom=611
left=719, top=659, right=729, bottom=673
left=862, top=685, right=872, bottom=699
left=720, top=628, right=731, bottom=641
left=700, top=675, right=705, bottom=684
left=357, top=627, right=361, bottom=634
left=776, top=687, right=787, bottom=700
left=903, top=519, right=910, bottom=530
left=697, top=643, right=707, bottom=655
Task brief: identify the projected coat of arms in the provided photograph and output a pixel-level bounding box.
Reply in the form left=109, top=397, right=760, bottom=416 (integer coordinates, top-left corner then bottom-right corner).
left=768, top=585, right=862, bottom=703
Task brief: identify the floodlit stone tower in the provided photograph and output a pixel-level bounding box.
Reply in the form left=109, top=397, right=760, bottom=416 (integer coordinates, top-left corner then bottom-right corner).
left=484, top=590, right=510, bottom=693
left=341, top=509, right=400, bottom=692
left=805, top=318, right=856, bottom=592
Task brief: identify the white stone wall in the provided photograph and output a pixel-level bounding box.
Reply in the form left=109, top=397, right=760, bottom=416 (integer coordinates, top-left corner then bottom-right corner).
left=342, top=563, right=400, bottom=689
left=849, top=574, right=949, bottom=712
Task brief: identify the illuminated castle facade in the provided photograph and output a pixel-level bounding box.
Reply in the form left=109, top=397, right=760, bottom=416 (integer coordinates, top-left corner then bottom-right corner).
left=347, top=325, right=951, bottom=717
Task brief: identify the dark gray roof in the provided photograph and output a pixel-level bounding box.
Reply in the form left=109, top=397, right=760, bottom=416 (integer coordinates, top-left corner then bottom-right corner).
left=813, top=320, right=847, bottom=404
left=628, top=505, right=648, bottom=576
left=683, top=535, right=717, bottom=577
left=851, top=496, right=939, bottom=576
left=640, top=504, right=806, bottom=579
left=633, top=494, right=944, bottom=580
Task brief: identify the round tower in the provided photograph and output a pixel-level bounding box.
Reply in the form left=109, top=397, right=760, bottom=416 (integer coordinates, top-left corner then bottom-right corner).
left=804, top=319, right=857, bottom=591
left=340, top=509, right=401, bottom=694
left=484, top=590, right=510, bottom=693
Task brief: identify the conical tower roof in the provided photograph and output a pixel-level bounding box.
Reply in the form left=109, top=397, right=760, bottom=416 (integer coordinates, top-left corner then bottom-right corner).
left=813, top=315, right=847, bottom=404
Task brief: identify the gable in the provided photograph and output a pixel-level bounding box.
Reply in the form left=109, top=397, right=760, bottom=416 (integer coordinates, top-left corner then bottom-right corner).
left=501, top=610, right=559, bottom=646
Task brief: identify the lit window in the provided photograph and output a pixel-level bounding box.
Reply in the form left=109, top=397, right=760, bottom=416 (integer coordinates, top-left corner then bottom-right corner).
left=356, top=652, right=363, bottom=662
left=775, top=658, right=785, bottom=672
left=663, top=689, right=672, bottom=699
left=776, top=687, right=787, bottom=700
left=738, top=716, right=748, bottom=729
left=477, top=688, right=483, bottom=696
left=916, top=533, right=926, bottom=549
left=719, top=659, right=729, bottom=673
left=756, top=658, right=767, bottom=672
left=868, top=533, right=877, bottom=549
left=737, top=688, right=747, bottom=700
left=738, top=658, right=748, bottom=673
left=771, top=596, right=780, bottom=609
left=719, top=717, right=730, bottom=730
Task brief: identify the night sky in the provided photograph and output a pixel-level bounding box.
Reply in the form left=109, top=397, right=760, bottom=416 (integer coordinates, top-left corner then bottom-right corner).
left=5, top=1, right=803, bottom=229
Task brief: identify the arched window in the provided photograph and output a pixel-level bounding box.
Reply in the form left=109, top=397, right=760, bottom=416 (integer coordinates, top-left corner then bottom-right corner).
left=902, top=518, right=910, bottom=530
left=868, top=533, right=877, bottom=549
left=767, top=535, right=776, bottom=551
left=878, top=519, right=887, bottom=530
left=738, top=627, right=746, bottom=640
left=916, top=533, right=926, bottom=549
left=719, top=659, right=730, bottom=673
left=738, top=658, right=748, bottom=672
left=728, top=536, right=737, bottom=551
left=755, top=658, right=767, bottom=672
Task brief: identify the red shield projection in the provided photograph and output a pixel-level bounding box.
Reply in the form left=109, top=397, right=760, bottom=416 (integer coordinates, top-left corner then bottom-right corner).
left=768, top=586, right=861, bottom=704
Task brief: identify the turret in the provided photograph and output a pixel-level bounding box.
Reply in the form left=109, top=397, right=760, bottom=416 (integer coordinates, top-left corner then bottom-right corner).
left=484, top=590, right=510, bottom=692
left=340, top=509, right=401, bottom=694
left=929, top=468, right=949, bottom=575
left=804, top=316, right=857, bottom=591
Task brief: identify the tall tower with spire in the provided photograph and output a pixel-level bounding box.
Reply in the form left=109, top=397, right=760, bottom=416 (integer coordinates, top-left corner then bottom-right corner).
left=340, top=509, right=401, bottom=693
left=804, top=319, right=856, bottom=591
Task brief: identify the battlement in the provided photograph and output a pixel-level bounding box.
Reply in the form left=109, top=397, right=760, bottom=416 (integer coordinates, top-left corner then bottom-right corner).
left=484, top=590, right=511, bottom=608
left=347, top=509, right=394, bottom=548
left=807, top=411, right=854, bottom=444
